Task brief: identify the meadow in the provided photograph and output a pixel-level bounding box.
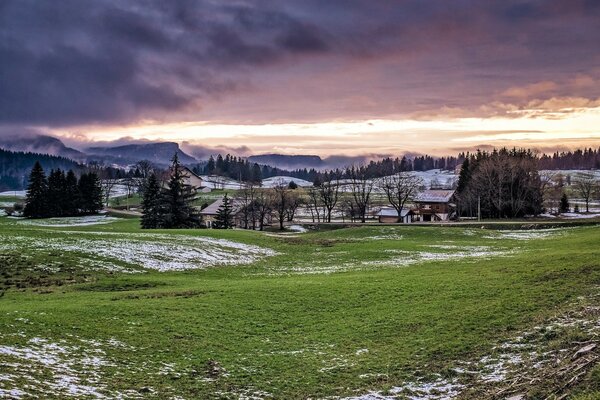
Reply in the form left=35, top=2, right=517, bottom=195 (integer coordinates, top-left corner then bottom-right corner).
left=0, top=216, right=599, bottom=399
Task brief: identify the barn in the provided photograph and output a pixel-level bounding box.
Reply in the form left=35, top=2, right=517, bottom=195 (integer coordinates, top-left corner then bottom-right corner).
left=377, top=207, right=415, bottom=223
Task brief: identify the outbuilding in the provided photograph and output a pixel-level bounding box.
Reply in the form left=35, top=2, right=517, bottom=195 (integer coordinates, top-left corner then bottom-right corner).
left=377, top=207, right=415, bottom=223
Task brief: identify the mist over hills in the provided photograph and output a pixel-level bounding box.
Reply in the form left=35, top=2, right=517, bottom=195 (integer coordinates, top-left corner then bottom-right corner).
left=85, top=142, right=197, bottom=166
left=0, top=134, right=86, bottom=161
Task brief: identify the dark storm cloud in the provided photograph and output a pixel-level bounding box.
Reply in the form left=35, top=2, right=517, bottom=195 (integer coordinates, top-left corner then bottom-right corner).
left=0, top=0, right=598, bottom=127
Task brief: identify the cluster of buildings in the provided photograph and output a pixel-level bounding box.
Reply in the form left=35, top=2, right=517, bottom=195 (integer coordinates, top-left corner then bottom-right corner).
left=177, top=166, right=457, bottom=227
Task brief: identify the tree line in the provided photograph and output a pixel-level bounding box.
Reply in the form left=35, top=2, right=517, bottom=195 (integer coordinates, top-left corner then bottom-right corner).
left=23, top=161, right=103, bottom=218
left=0, top=148, right=81, bottom=191
left=539, top=147, right=600, bottom=170
left=455, top=149, right=544, bottom=219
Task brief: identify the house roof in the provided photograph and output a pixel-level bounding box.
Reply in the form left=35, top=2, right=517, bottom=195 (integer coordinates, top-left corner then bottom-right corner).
left=377, top=207, right=413, bottom=217
left=415, top=190, right=455, bottom=203
left=199, top=196, right=243, bottom=215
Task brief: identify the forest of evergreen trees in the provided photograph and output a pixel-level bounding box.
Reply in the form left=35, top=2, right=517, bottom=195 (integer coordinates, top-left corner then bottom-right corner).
left=0, top=148, right=81, bottom=191
left=538, top=148, right=600, bottom=170
left=192, top=153, right=463, bottom=184
left=23, top=162, right=103, bottom=218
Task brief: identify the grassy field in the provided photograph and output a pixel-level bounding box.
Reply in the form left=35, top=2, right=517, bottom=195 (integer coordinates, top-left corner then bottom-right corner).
left=0, top=216, right=599, bottom=399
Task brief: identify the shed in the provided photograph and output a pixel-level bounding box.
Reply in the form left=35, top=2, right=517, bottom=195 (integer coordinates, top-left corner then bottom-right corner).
left=377, top=207, right=415, bottom=224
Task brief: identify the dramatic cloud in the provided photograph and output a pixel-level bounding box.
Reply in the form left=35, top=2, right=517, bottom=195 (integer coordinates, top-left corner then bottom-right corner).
left=0, top=0, right=599, bottom=154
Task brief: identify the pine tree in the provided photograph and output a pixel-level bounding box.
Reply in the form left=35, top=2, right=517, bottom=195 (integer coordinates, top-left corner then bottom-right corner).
left=559, top=193, right=570, bottom=214
left=47, top=169, right=66, bottom=217
left=23, top=161, right=48, bottom=219
left=161, top=154, right=201, bottom=228
left=214, top=194, right=234, bottom=229
left=78, top=172, right=103, bottom=215
left=64, top=170, right=80, bottom=216
left=141, top=173, right=163, bottom=229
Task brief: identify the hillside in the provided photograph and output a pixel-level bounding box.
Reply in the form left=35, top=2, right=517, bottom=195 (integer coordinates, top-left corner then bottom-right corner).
left=0, top=218, right=598, bottom=398
left=0, top=148, right=81, bottom=191
left=0, top=134, right=86, bottom=161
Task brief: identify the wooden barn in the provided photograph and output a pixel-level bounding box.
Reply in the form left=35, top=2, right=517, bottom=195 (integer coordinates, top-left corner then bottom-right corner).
left=376, top=207, right=415, bottom=223
left=414, top=189, right=456, bottom=222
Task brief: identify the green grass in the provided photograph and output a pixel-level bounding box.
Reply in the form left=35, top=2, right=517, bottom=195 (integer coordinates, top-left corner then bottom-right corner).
left=0, top=216, right=599, bottom=398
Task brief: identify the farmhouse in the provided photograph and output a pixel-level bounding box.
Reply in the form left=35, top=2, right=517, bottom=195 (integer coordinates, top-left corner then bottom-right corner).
left=179, top=166, right=212, bottom=193
left=414, top=189, right=456, bottom=222
left=377, top=207, right=415, bottom=223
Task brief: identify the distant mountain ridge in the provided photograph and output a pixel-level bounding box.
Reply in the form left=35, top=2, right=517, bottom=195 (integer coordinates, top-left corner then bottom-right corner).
left=247, top=154, right=325, bottom=170
left=0, top=134, right=198, bottom=166
left=86, top=142, right=197, bottom=166
left=0, top=135, right=86, bottom=161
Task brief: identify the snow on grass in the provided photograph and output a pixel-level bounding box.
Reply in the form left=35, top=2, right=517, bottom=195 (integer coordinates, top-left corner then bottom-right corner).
left=0, top=191, right=26, bottom=198
left=343, top=376, right=464, bottom=400
left=17, top=215, right=121, bottom=227
left=0, top=335, right=142, bottom=399
left=362, top=246, right=514, bottom=268
left=0, top=231, right=277, bottom=272
left=261, top=176, right=313, bottom=188
left=483, top=228, right=569, bottom=240
left=287, top=224, right=308, bottom=233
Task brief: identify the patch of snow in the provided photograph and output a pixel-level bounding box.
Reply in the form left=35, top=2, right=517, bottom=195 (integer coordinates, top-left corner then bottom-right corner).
left=287, top=224, right=308, bottom=233
left=0, top=231, right=277, bottom=272
left=483, top=228, right=568, bottom=241
left=0, top=336, right=139, bottom=399
left=0, top=191, right=26, bottom=198
left=344, top=376, right=464, bottom=400
left=261, top=176, right=313, bottom=188
left=17, top=215, right=121, bottom=227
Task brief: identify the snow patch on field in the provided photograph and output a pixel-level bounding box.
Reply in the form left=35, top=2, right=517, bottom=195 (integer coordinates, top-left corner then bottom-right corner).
left=343, top=376, right=464, bottom=400
left=17, top=215, right=121, bottom=227
left=0, top=335, right=142, bottom=399
left=0, top=232, right=277, bottom=272
left=0, top=191, right=26, bottom=198
left=483, top=228, right=568, bottom=240
left=362, top=246, right=513, bottom=268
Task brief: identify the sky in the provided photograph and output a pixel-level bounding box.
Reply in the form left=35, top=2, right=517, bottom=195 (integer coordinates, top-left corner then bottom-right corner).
left=1, top=0, right=599, bottom=158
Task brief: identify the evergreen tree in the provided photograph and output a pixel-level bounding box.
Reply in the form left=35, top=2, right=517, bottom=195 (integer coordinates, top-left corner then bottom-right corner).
left=78, top=172, right=103, bottom=214
left=47, top=169, right=66, bottom=217
left=214, top=194, right=234, bottom=229
left=141, top=173, right=163, bottom=229
left=161, top=154, right=201, bottom=228
left=559, top=193, right=570, bottom=213
left=288, top=181, right=298, bottom=190
left=64, top=170, right=80, bottom=216
left=23, top=161, right=48, bottom=219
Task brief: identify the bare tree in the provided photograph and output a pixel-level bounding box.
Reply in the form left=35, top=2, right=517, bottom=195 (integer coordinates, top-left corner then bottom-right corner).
left=348, top=166, right=377, bottom=223
left=318, top=171, right=340, bottom=222
left=123, top=177, right=137, bottom=211
left=380, top=172, right=422, bottom=222
left=236, top=182, right=258, bottom=229
left=285, top=191, right=303, bottom=222
left=307, top=186, right=323, bottom=223
left=135, top=160, right=154, bottom=179
left=254, top=190, right=273, bottom=231
left=272, top=179, right=291, bottom=230
left=574, top=173, right=597, bottom=213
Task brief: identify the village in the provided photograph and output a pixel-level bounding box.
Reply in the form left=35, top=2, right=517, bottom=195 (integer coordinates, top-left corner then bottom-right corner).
left=97, top=155, right=600, bottom=231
